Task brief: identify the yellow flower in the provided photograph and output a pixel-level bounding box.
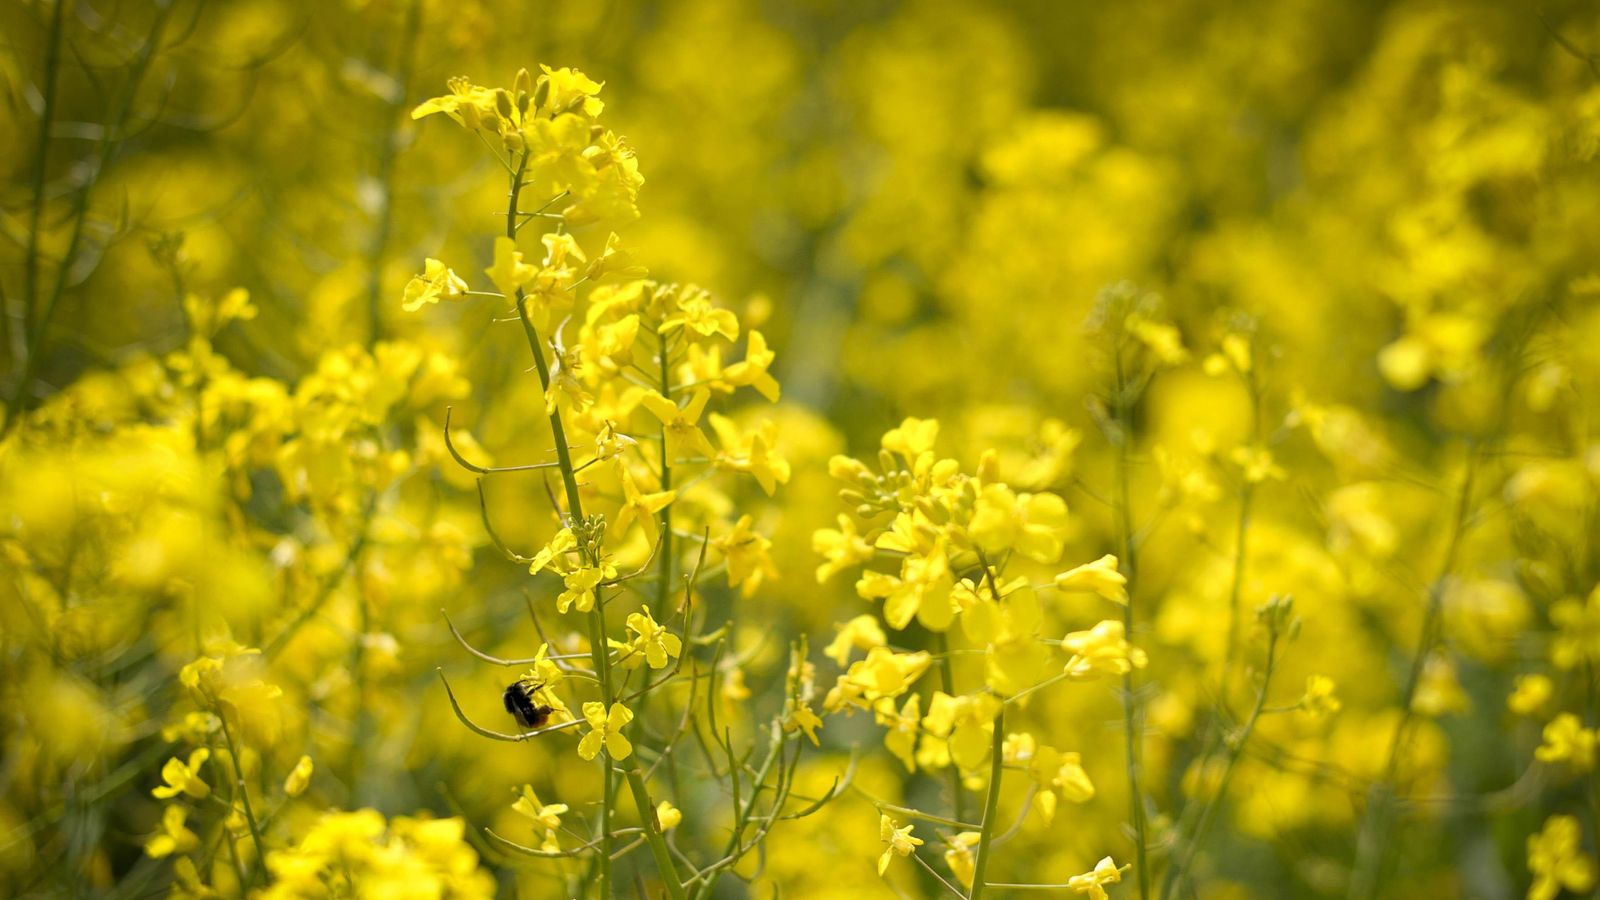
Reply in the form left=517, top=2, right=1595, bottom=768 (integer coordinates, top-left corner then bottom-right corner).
left=881, top=417, right=939, bottom=459
left=877, top=815, right=923, bottom=876
left=178, top=656, right=224, bottom=692
left=1127, top=315, right=1188, bottom=365
left=1535, top=713, right=1596, bottom=771
left=707, top=414, right=791, bottom=496
left=876, top=694, right=922, bottom=772
left=615, top=607, right=682, bottom=670
left=922, top=691, right=1002, bottom=771
left=152, top=748, right=210, bottom=800
left=1054, top=554, right=1128, bottom=604
left=1003, top=733, right=1093, bottom=824
left=824, top=614, right=887, bottom=667
left=1204, top=332, right=1253, bottom=375
left=528, top=528, right=577, bottom=575
left=1067, top=856, right=1129, bottom=899
left=1299, top=675, right=1342, bottom=719
left=1551, top=587, right=1600, bottom=671
left=577, top=702, right=634, bottom=760
left=402, top=258, right=469, bottom=312
left=1061, top=620, right=1148, bottom=681
left=826, top=648, right=932, bottom=713
left=485, top=236, right=535, bottom=298
left=1529, top=815, right=1596, bottom=900
left=659, top=288, right=739, bottom=341
left=785, top=700, right=824, bottom=746
left=511, top=785, right=568, bottom=830
left=584, top=233, right=647, bottom=282
left=535, top=65, right=605, bottom=118
left=611, top=463, right=675, bottom=546
left=145, top=805, right=199, bottom=858
left=968, top=483, right=1070, bottom=563
left=283, top=754, right=314, bottom=798
left=160, top=711, right=220, bottom=744
left=410, top=75, right=499, bottom=129
left=1509, top=674, right=1554, bottom=718
left=1230, top=444, right=1287, bottom=483
left=556, top=564, right=615, bottom=614
left=655, top=801, right=682, bottom=831
left=944, top=831, right=982, bottom=887
left=813, top=515, right=876, bottom=584
left=712, top=515, right=777, bottom=596
left=640, top=389, right=717, bottom=462
left=856, top=540, right=956, bottom=631
left=722, top=330, right=781, bottom=401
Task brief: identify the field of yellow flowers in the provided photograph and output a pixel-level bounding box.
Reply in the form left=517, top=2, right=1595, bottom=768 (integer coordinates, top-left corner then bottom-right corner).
left=5, top=1, right=1600, bottom=897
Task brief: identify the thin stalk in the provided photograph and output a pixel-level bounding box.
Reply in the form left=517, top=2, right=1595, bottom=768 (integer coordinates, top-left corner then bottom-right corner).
left=933, top=630, right=967, bottom=825
left=1347, top=448, right=1477, bottom=899
left=691, top=728, right=782, bottom=899
left=1218, top=482, right=1255, bottom=694
left=5, top=2, right=175, bottom=436
left=1162, top=627, right=1281, bottom=899
left=1219, top=366, right=1263, bottom=694
left=504, top=151, right=683, bottom=900
left=363, top=0, right=423, bottom=345
left=216, top=708, right=267, bottom=886
left=657, top=330, right=674, bottom=617
left=967, top=706, right=1006, bottom=900
left=1113, top=346, right=1152, bottom=900
left=17, top=0, right=67, bottom=358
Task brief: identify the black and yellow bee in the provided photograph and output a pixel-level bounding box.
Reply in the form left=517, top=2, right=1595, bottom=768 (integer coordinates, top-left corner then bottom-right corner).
left=503, top=677, right=555, bottom=730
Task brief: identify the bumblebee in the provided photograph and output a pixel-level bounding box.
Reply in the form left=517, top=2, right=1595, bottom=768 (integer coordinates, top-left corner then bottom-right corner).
left=503, top=677, right=555, bottom=730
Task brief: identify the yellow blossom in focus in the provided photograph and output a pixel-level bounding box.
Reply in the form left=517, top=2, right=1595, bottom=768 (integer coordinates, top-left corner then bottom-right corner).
left=401, top=258, right=469, bottom=312
left=1054, top=554, right=1128, bottom=604
left=152, top=748, right=210, bottom=800
left=655, top=801, right=682, bottom=831
left=577, top=702, right=634, bottom=761
left=1067, top=856, right=1129, bottom=899
left=511, top=785, right=568, bottom=830
left=1061, top=620, right=1148, bottom=681
left=877, top=815, right=923, bottom=876
left=944, top=831, right=982, bottom=887
left=824, top=614, right=887, bottom=666
left=968, top=483, right=1070, bottom=563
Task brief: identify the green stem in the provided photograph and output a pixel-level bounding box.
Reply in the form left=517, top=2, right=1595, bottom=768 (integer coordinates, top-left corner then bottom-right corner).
left=1347, top=448, right=1477, bottom=900
left=504, top=151, right=682, bottom=900
left=934, top=631, right=967, bottom=825
left=16, top=0, right=65, bottom=359
left=1113, top=347, right=1151, bottom=900
left=216, top=706, right=267, bottom=886
left=968, top=706, right=1006, bottom=900
left=1218, top=482, right=1255, bottom=695
left=364, top=0, right=422, bottom=346
left=657, top=330, right=675, bottom=618
left=1162, top=627, right=1281, bottom=899
left=5, top=1, right=174, bottom=437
